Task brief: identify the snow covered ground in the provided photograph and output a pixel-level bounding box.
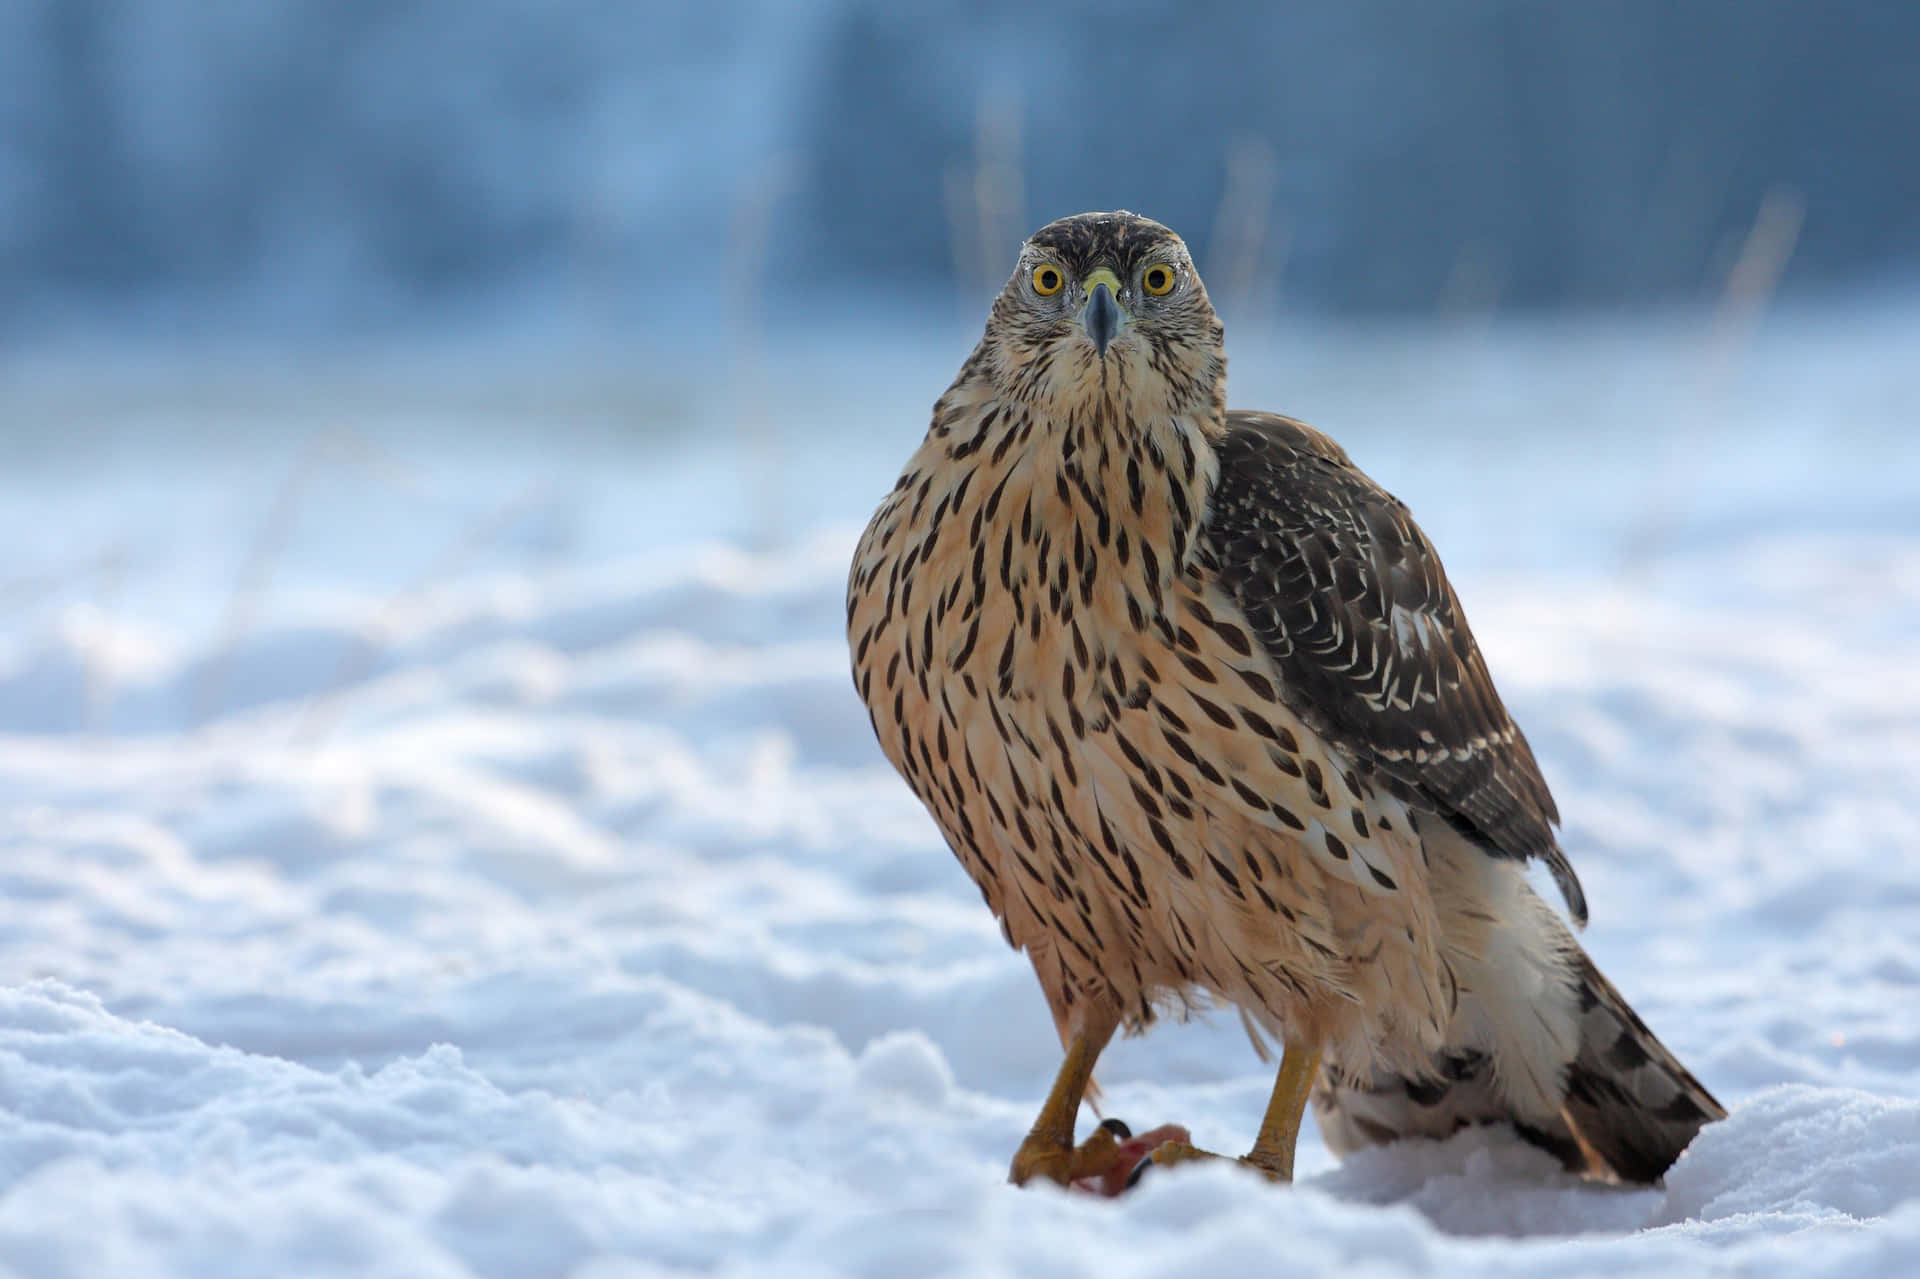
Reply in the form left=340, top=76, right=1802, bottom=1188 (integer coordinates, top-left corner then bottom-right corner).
left=2, top=301, right=1918, bottom=1275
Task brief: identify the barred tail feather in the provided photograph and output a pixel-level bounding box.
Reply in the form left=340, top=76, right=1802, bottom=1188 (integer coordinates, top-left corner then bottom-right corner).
left=1559, top=953, right=1725, bottom=1182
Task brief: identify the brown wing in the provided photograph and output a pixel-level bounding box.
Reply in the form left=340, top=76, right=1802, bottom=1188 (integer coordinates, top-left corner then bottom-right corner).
left=1203, top=411, right=1586, bottom=924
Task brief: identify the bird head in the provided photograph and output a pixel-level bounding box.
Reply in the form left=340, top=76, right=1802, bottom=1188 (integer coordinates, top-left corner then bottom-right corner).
left=983, top=211, right=1226, bottom=430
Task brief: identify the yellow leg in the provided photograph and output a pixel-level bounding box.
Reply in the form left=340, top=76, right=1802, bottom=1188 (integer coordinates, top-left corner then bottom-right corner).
left=1151, top=1037, right=1322, bottom=1183
left=1246, top=1037, right=1321, bottom=1180
left=1008, top=1017, right=1122, bottom=1186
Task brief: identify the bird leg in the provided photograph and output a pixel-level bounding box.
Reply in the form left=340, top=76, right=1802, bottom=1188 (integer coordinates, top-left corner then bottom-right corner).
left=1149, top=1036, right=1322, bottom=1183
left=1008, top=1017, right=1128, bottom=1187
left=1244, top=1035, right=1322, bottom=1179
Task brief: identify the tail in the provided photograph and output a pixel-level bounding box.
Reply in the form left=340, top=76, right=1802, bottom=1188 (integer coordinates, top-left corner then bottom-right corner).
left=1313, top=846, right=1723, bottom=1183
left=1557, top=952, right=1726, bottom=1182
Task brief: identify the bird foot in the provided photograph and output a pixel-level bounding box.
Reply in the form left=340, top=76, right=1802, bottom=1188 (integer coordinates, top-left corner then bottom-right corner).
left=1143, top=1140, right=1292, bottom=1184
left=1009, top=1119, right=1192, bottom=1197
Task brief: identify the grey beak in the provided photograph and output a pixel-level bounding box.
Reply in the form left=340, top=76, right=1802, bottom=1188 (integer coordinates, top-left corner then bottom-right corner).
left=1084, top=282, right=1120, bottom=357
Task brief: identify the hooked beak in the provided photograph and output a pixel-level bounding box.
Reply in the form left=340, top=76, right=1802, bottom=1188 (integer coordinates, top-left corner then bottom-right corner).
left=1079, top=267, right=1124, bottom=357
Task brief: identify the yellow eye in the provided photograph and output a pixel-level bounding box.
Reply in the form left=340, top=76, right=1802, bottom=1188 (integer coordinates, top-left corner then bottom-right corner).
left=1032, top=265, right=1064, bottom=296
left=1143, top=264, right=1176, bottom=296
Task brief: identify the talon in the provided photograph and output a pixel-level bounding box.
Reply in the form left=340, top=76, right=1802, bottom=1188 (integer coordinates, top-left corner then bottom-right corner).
left=1126, top=1156, right=1153, bottom=1189
left=1099, top=1117, right=1132, bottom=1140
left=1148, top=1139, right=1216, bottom=1170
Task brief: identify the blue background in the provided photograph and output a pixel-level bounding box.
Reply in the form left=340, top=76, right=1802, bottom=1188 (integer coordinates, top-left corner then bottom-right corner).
left=5, top=0, right=1916, bottom=339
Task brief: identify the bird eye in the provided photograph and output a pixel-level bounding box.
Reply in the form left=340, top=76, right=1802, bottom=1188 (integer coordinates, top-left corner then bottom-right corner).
left=1032, top=265, right=1064, bottom=296
left=1143, top=264, right=1176, bottom=296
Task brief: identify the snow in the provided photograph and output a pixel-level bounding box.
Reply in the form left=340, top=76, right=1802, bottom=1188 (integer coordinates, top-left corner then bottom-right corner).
left=2, top=301, right=1919, bottom=1275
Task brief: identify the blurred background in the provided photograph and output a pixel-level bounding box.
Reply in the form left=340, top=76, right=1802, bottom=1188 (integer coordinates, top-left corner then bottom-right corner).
left=4, top=8, right=1920, bottom=1260
left=6, top=0, right=1919, bottom=332
left=1, top=0, right=1916, bottom=707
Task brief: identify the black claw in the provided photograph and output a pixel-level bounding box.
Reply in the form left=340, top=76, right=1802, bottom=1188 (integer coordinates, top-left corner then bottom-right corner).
left=1099, top=1117, right=1132, bottom=1140
left=1126, top=1155, right=1153, bottom=1190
